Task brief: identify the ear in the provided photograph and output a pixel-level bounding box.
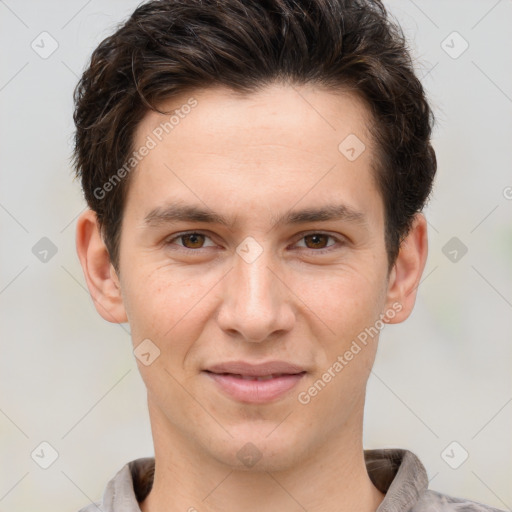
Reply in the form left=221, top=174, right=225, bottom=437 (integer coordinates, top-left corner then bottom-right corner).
left=383, top=213, right=428, bottom=324
left=76, top=209, right=128, bottom=324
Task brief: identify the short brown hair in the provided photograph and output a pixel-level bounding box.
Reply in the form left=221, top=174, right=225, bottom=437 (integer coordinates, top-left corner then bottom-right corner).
left=72, top=0, right=436, bottom=271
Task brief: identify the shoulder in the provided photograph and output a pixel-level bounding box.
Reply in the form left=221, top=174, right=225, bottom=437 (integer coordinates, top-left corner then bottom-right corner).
left=413, top=489, right=506, bottom=512
left=74, top=458, right=153, bottom=511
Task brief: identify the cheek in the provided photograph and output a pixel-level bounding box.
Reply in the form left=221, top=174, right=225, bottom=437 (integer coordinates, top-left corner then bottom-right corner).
left=296, top=265, right=388, bottom=341
left=122, top=266, right=220, bottom=361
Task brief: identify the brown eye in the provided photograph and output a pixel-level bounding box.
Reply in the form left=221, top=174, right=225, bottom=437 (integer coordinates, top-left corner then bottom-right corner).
left=303, top=234, right=330, bottom=249
left=180, top=233, right=206, bottom=249
left=166, top=231, right=216, bottom=252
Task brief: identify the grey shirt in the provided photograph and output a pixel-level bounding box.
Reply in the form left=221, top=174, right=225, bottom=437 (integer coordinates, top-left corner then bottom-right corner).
left=78, top=448, right=505, bottom=512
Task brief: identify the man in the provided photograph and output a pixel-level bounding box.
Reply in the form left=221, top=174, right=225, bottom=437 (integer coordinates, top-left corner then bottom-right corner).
left=72, top=0, right=503, bottom=510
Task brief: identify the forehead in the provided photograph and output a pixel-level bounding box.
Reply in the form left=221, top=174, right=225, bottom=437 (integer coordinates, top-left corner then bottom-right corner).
left=126, top=83, right=381, bottom=225
left=135, top=82, right=374, bottom=160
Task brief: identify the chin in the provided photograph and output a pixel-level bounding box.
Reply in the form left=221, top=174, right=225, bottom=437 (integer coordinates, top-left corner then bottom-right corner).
left=208, top=429, right=306, bottom=473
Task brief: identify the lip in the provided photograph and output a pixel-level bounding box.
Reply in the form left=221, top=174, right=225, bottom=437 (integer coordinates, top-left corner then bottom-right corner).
left=206, top=360, right=306, bottom=377
left=203, top=360, right=307, bottom=404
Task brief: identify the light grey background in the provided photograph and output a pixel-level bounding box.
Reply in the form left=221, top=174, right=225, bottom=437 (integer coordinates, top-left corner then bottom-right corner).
left=1, top=1, right=511, bottom=510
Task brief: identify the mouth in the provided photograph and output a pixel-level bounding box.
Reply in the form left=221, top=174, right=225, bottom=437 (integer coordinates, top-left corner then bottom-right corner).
left=203, top=361, right=307, bottom=403
left=206, top=372, right=304, bottom=381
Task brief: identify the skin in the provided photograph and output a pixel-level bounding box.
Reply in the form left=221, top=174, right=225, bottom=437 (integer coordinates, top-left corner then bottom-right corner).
left=76, top=83, right=428, bottom=512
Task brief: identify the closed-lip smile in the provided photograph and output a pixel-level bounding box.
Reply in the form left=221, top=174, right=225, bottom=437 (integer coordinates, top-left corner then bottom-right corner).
left=203, top=360, right=307, bottom=403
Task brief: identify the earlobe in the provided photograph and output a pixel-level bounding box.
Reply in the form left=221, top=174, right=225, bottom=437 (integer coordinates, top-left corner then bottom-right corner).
left=383, top=213, right=428, bottom=324
left=76, top=209, right=128, bottom=324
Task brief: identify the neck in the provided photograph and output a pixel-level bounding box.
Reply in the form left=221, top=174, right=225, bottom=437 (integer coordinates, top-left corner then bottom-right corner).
left=140, top=401, right=385, bottom=512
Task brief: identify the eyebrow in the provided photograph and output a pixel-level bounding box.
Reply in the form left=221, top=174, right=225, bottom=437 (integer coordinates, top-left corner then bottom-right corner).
left=143, top=201, right=367, bottom=229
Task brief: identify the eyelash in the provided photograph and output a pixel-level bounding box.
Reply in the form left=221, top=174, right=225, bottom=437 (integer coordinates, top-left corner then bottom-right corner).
left=165, top=231, right=344, bottom=255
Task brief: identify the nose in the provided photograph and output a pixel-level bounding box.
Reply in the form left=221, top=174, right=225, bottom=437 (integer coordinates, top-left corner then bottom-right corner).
left=216, top=242, right=295, bottom=343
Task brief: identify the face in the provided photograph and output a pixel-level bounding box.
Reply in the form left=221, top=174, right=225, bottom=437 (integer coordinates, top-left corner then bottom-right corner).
left=88, top=83, right=420, bottom=471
